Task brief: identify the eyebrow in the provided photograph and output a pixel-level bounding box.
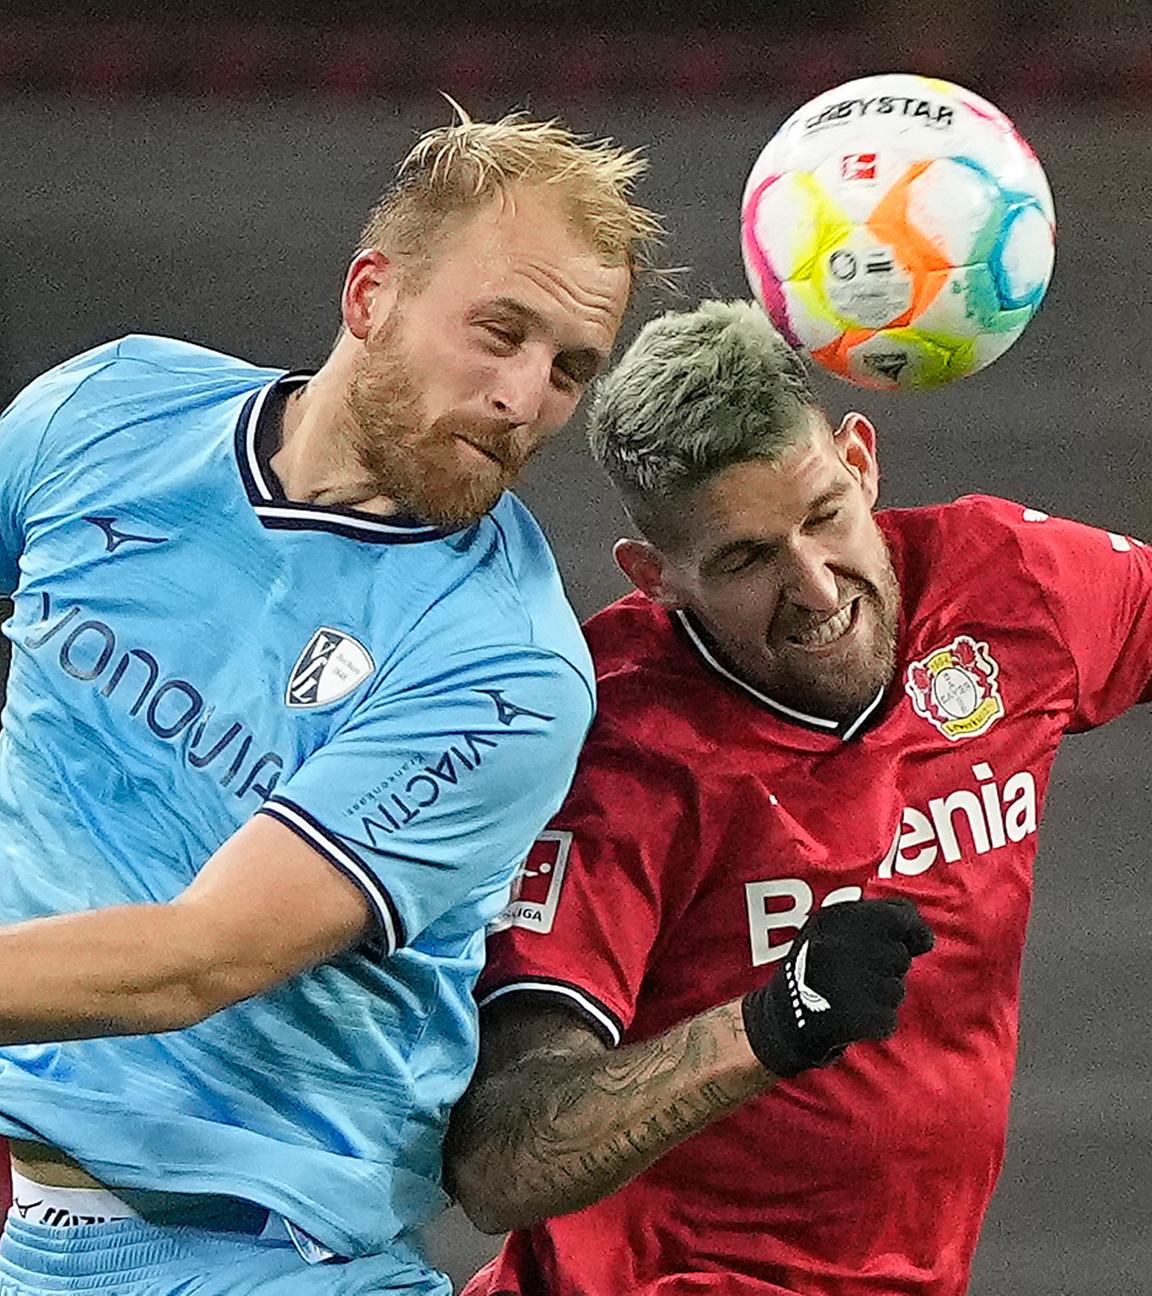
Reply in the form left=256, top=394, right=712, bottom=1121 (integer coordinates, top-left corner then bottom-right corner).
left=700, top=483, right=851, bottom=570
left=694, top=536, right=777, bottom=578
left=480, top=297, right=608, bottom=380
left=702, top=536, right=776, bottom=573
left=808, top=482, right=850, bottom=512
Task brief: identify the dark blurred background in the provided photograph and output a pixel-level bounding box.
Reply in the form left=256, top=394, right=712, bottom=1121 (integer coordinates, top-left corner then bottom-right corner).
left=0, top=2, right=1150, bottom=1291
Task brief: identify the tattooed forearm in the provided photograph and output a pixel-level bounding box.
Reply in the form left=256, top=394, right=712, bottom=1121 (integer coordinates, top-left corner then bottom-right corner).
left=447, top=998, right=773, bottom=1231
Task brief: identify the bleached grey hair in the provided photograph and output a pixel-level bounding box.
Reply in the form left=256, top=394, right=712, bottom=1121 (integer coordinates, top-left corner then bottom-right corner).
left=587, top=300, right=820, bottom=536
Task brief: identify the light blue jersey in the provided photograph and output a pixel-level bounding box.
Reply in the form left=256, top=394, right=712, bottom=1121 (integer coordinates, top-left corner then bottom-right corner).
left=0, top=336, right=594, bottom=1266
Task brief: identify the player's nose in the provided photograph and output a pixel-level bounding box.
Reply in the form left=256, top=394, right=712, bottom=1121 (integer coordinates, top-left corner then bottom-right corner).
left=784, top=543, right=841, bottom=613
left=488, top=355, right=549, bottom=427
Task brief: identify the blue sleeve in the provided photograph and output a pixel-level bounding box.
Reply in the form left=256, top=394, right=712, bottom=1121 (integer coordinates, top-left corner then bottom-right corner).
left=257, top=646, right=594, bottom=955
left=0, top=376, right=55, bottom=595
left=0, top=349, right=118, bottom=595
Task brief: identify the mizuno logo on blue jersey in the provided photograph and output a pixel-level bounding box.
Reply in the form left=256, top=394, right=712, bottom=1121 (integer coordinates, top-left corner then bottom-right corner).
left=83, top=516, right=168, bottom=553
left=474, top=688, right=554, bottom=726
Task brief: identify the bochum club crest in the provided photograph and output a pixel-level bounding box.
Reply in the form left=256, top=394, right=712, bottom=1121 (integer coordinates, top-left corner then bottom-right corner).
left=286, top=628, right=375, bottom=708
left=905, top=635, right=1005, bottom=741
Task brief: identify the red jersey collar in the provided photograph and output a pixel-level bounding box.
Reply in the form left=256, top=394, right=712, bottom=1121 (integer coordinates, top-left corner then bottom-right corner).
left=673, top=608, right=888, bottom=742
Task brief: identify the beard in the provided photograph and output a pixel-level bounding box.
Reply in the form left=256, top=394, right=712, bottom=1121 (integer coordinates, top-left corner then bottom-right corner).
left=692, top=538, right=902, bottom=723
left=344, top=320, right=529, bottom=530
left=761, top=548, right=901, bottom=721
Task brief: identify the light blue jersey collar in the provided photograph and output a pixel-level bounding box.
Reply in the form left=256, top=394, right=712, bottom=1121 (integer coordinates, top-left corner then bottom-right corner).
left=234, top=375, right=454, bottom=545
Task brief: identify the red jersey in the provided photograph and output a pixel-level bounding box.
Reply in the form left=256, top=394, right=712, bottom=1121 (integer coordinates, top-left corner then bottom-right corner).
left=463, top=497, right=1152, bottom=1296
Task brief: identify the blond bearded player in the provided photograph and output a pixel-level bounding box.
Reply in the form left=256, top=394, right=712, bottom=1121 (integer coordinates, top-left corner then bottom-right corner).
left=0, top=112, right=657, bottom=1293
left=449, top=301, right=1152, bottom=1295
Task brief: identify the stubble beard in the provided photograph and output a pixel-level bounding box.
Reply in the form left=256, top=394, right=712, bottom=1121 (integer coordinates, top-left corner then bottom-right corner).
left=765, top=546, right=901, bottom=722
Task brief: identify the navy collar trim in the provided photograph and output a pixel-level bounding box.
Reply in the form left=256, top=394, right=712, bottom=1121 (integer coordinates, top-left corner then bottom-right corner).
left=673, top=609, right=886, bottom=742
left=234, top=376, right=452, bottom=545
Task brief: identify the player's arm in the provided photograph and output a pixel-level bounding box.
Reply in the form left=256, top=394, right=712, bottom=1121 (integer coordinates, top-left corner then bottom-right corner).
left=985, top=498, right=1152, bottom=726
left=446, top=897, right=933, bottom=1232
left=0, top=643, right=591, bottom=1044
left=0, top=814, right=374, bottom=1042
left=446, top=992, right=765, bottom=1232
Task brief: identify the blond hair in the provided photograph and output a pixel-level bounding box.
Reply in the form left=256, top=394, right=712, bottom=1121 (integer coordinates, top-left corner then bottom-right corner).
left=358, top=105, right=661, bottom=284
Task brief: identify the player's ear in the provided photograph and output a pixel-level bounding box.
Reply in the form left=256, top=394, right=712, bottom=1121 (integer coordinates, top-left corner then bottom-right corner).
left=341, top=250, right=401, bottom=342
left=835, top=412, right=880, bottom=507
left=614, top=538, right=682, bottom=608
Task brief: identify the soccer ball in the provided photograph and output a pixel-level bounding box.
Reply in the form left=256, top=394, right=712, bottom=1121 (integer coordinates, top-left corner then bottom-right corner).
left=740, top=74, right=1056, bottom=390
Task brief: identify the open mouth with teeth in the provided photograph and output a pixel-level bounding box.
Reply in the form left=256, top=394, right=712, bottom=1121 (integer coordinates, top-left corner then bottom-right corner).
left=784, top=599, right=858, bottom=650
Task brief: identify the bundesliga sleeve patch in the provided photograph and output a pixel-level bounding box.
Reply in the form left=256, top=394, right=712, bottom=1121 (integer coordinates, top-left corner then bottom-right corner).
left=905, top=635, right=1005, bottom=740
left=491, top=830, right=572, bottom=934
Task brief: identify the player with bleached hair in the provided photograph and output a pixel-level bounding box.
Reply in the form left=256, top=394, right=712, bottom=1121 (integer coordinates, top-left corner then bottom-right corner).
left=449, top=300, right=1152, bottom=1295
left=0, top=109, right=657, bottom=1293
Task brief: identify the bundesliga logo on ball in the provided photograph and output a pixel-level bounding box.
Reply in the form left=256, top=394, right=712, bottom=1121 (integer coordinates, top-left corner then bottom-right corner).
left=740, top=73, right=1057, bottom=390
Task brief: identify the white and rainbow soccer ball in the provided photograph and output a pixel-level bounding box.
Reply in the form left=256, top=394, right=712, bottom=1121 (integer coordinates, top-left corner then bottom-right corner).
left=740, top=73, right=1056, bottom=390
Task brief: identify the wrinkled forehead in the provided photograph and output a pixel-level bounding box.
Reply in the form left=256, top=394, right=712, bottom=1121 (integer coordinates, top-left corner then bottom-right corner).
left=430, top=185, right=630, bottom=326
left=438, top=183, right=614, bottom=268
left=401, top=181, right=629, bottom=300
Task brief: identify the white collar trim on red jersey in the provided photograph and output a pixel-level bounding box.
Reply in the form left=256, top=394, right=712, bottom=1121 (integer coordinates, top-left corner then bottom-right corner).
left=673, top=609, right=886, bottom=741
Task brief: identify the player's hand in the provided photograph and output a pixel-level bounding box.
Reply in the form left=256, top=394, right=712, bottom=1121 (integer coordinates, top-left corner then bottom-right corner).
left=741, top=898, right=934, bottom=1078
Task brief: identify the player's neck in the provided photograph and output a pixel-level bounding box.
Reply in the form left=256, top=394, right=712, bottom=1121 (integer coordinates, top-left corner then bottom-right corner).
left=270, top=368, right=401, bottom=516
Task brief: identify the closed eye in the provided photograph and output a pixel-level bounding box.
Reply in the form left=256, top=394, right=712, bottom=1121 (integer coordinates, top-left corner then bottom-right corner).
left=806, top=507, right=842, bottom=530
left=551, top=360, right=584, bottom=393
left=718, top=547, right=768, bottom=575
left=555, top=350, right=600, bottom=389
left=481, top=323, right=521, bottom=351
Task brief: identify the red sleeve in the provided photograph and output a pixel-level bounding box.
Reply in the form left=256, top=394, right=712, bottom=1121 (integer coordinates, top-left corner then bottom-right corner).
left=1006, top=504, right=1152, bottom=729
left=478, top=721, right=696, bottom=1045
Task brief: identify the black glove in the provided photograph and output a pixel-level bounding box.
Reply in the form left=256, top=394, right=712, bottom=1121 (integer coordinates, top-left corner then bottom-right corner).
left=741, top=898, right=934, bottom=1078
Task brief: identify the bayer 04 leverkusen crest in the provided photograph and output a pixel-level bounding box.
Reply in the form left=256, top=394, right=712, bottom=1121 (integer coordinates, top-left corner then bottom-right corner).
left=904, top=635, right=1004, bottom=741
